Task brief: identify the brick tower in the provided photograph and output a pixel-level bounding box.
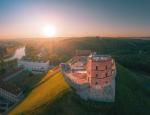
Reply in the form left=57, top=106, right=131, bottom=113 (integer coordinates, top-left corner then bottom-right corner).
left=87, top=54, right=115, bottom=88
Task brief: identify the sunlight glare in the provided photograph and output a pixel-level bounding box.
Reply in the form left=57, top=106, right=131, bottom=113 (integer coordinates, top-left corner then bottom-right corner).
left=42, top=25, right=56, bottom=37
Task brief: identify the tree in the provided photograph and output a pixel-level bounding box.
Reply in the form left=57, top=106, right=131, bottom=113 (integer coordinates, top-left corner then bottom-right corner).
left=0, top=47, right=6, bottom=74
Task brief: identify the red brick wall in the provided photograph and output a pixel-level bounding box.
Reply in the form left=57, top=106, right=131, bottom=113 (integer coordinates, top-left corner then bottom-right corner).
left=87, top=58, right=114, bottom=87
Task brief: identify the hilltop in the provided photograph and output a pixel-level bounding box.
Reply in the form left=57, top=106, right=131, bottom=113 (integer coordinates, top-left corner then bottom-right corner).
left=9, top=64, right=150, bottom=115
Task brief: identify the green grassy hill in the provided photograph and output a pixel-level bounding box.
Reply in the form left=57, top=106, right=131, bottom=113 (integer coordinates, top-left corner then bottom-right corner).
left=9, top=64, right=150, bottom=115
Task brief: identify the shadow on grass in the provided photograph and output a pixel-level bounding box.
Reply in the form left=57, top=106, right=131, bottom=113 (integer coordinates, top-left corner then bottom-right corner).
left=28, top=90, right=115, bottom=115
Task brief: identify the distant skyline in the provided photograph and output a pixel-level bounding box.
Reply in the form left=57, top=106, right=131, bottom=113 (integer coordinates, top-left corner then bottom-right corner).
left=0, top=0, right=150, bottom=39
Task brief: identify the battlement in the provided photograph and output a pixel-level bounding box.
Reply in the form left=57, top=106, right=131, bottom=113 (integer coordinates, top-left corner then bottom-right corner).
left=88, top=54, right=112, bottom=61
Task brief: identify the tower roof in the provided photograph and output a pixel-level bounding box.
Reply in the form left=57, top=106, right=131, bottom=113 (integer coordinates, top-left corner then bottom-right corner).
left=88, top=53, right=112, bottom=61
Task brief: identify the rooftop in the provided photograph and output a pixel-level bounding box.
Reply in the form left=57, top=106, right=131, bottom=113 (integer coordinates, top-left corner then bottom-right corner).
left=20, top=57, right=49, bottom=63
left=88, top=54, right=112, bottom=61
left=66, top=72, right=88, bottom=85
left=0, top=70, right=42, bottom=95
left=0, top=82, right=22, bottom=95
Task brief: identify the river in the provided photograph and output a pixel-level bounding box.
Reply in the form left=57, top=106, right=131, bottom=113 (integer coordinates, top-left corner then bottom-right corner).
left=4, top=47, right=25, bottom=62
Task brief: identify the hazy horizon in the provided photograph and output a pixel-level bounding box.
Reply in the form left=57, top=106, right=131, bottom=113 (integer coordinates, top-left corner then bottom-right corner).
left=0, top=0, right=150, bottom=39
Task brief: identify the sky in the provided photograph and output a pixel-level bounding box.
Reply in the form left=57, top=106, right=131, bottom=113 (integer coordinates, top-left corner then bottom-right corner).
left=0, top=0, right=150, bottom=38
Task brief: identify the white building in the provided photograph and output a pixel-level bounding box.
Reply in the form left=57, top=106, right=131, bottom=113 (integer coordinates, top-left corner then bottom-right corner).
left=18, top=59, right=49, bottom=73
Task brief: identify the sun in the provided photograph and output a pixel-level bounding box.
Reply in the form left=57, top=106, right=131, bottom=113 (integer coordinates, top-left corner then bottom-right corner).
left=42, top=25, right=56, bottom=37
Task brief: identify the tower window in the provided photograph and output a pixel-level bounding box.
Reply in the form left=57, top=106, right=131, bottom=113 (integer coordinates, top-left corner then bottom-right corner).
left=96, top=66, right=98, bottom=70
left=96, top=74, right=98, bottom=78
left=106, top=73, right=109, bottom=77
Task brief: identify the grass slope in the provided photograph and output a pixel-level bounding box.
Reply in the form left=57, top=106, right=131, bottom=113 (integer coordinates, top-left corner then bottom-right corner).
left=9, top=71, right=69, bottom=115
left=10, top=65, right=150, bottom=115
left=115, top=64, right=150, bottom=115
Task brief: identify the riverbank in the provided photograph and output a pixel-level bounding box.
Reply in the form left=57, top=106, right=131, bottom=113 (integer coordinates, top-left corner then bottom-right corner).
left=4, top=47, right=25, bottom=62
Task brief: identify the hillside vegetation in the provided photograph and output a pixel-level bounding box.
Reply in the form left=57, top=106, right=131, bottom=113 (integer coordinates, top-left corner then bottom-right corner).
left=25, top=37, right=150, bottom=73
left=56, top=37, right=150, bottom=74
left=9, top=64, right=150, bottom=115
